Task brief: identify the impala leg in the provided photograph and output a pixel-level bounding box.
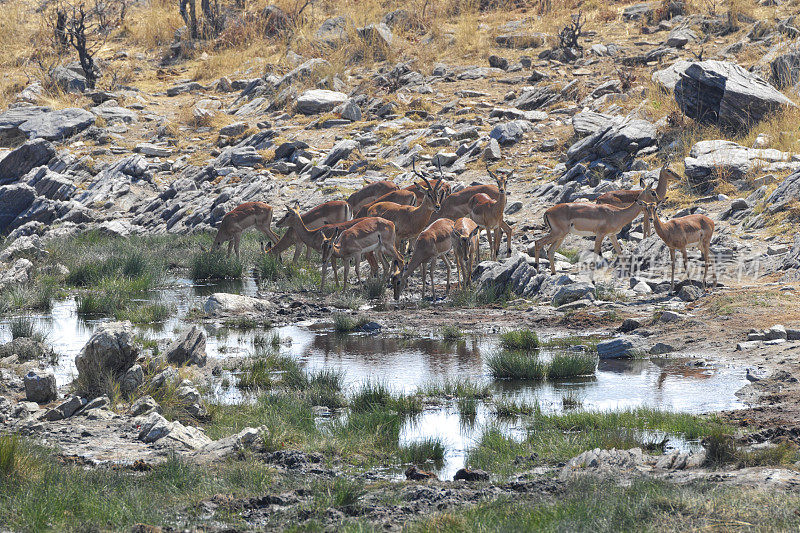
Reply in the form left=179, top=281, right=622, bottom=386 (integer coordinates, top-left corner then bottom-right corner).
left=261, top=226, right=280, bottom=248
left=493, top=227, right=501, bottom=258
left=444, top=255, right=452, bottom=295
left=342, top=258, right=350, bottom=291
left=609, top=234, right=623, bottom=255
left=429, top=260, right=436, bottom=300
left=643, top=214, right=651, bottom=239
left=234, top=235, right=241, bottom=260
left=333, top=258, right=340, bottom=287
left=547, top=236, right=565, bottom=276
left=701, top=246, right=709, bottom=290
left=355, top=255, right=363, bottom=284
left=488, top=228, right=497, bottom=261
left=420, top=263, right=427, bottom=299
left=669, top=248, right=676, bottom=294
left=682, top=249, right=689, bottom=281
left=500, top=220, right=512, bottom=254
left=226, top=239, right=233, bottom=257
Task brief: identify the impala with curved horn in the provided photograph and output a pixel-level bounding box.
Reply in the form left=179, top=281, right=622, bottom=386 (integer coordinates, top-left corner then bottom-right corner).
left=467, top=164, right=511, bottom=260
left=534, top=185, right=658, bottom=275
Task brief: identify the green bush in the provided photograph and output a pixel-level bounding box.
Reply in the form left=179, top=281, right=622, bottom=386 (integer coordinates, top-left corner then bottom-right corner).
left=190, top=251, right=243, bottom=280
left=488, top=350, right=546, bottom=380
left=500, top=329, right=540, bottom=351
left=547, top=352, right=597, bottom=379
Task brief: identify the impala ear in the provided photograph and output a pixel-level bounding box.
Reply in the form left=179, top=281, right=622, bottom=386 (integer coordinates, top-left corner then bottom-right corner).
left=469, top=226, right=481, bottom=238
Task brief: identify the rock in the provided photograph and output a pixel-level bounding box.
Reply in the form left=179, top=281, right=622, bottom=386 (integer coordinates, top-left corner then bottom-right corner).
left=338, top=100, right=361, bottom=121
left=135, top=142, right=173, bottom=157
left=567, top=117, right=657, bottom=167
left=322, top=139, right=359, bottom=167
left=175, top=384, right=207, bottom=418
left=666, top=27, right=697, bottom=48
left=597, top=337, right=644, bottom=359
left=149, top=366, right=179, bottom=389
left=277, top=58, right=331, bottom=87
left=51, top=66, right=87, bottom=93
left=165, top=326, right=207, bottom=367
left=787, top=328, right=800, bottom=341
left=0, top=258, right=34, bottom=289
left=505, top=201, right=522, bottom=215
left=0, top=337, right=51, bottom=362
left=494, top=33, right=548, bottom=49
left=0, top=139, right=56, bottom=184
left=193, top=426, right=267, bottom=462
left=766, top=324, right=788, bottom=341
left=674, top=61, right=796, bottom=132
left=489, top=120, right=533, bottom=146
left=572, top=110, right=615, bottom=137
left=26, top=168, right=76, bottom=200
left=120, top=364, right=144, bottom=395
left=453, top=468, right=489, bottom=481
left=483, top=137, right=502, bottom=160
left=17, top=108, right=95, bottom=141
left=767, top=171, right=800, bottom=214
left=44, top=395, right=86, bottom=421
left=131, top=395, right=161, bottom=416
left=622, top=3, right=655, bottom=20
left=74, top=322, right=139, bottom=396
left=0, top=184, right=36, bottom=232
left=357, top=23, right=392, bottom=52
left=619, top=318, right=642, bottom=332
left=651, top=60, right=692, bottom=91
left=649, top=342, right=676, bottom=355
left=296, top=89, right=348, bottom=115
left=660, top=310, right=682, bottom=323
left=552, top=281, right=595, bottom=307
left=166, top=82, right=204, bottom=96
left=771, top=46, right=800, bottom=89
left=684, top=140, right=794, bottom=186
left=678, top=284, right=704, bottom=302
left=77, top=395, right=109, bottom=415
left=92, top=103, right=137, bottom=124
left=262, top=5, right=290, bottom=36
left=24, top=370, right=57, bottom=403
left=204, top=293, right=270, bottom=315
left=488, top=55, right=509, bottom=70
left=405, top=465, right=437, bottom=480
left=0, top=106, right=52, bottom=140
left=136, top=412, right=212, bottom=450
left=317, top=16, right=349, bottom=46
left=736, top=340, right=761, bottom=351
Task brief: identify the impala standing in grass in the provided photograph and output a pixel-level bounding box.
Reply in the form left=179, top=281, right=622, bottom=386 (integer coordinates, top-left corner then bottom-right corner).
left=212, top=201, right=279, bottom=259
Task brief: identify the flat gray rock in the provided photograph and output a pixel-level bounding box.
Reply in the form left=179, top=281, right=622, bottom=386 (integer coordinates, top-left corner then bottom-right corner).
left=17, top=107, right=95, bottom=141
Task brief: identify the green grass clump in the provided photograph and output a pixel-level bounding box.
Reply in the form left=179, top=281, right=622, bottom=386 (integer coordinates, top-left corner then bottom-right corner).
left=440, top=324, right=463, bottom=341
left=190, top=250, right=243, bottom=280
left=256, top=254, right=320, bottom=291
left=399, top=438, right=445, bottom=467
left=0, top=281, right=58, bottom=314
left=311, top=477, right=365, bottom=510
left=9, top=317, right=46, bottom=341
left=421, top=378, right=491, bottom=400
left=488, top=350, right=546, bottom=380
left=349, top=381, right=422, bottom=416
left=494, top=398, right=540, bottom=419
left=0, top=435, right=30, bottom=481
left=546, top=352, right=597, bottom=379
left=115, top=302, right=173, bottom=324
left=449, top=285, right=508, bottom=307
left=500, top=329, right=540, bottom=351
left=541, top=335, right=603, bottom=352
left=332, top=313, right=370, bottom=333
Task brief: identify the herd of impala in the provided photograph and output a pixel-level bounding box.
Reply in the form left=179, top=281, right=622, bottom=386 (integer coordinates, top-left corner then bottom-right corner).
left=211, top=161, right=716, bottom=300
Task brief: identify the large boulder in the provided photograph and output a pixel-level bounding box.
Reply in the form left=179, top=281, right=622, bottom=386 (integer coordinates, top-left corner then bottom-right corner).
left=651, top=60, right=692, bottom=92
left=17, top=107, right=95, bottom=141
left=767, top=170, right=800, bottom=213
left=566, top=117, right=657, bottom=168
left=296, top=90, right=348, bottom=115
left=322, top=139, right=359, bottom=167
left=551, top=282, right=595, bottom=307
left=597, top=337, right=645, bottom=359
left=26, top=167, right=76, bottom=200
left=0, top=258, right=33, bottom=289
left=165, top=326, right=207, bottom=367
left=316, top=16, right=349, bottom=47
left=0, top=106, right=52, bottom=141
left=51, top=66, right=87, bottom=93
left=0, top=184, right=37, bottom=233
left=674, top=61, right=795, bottom=131
left=74, top=322, right=139, bottom=396
left=0, top=139, right=56, bottom=185
left=204, top=293, right=270, bottom=315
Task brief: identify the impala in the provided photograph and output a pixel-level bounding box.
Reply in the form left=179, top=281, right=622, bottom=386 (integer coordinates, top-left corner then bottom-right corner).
left=212, top=201, right=279, bottom=259
left=644, top=202, right=716, bottom=293
left=390, top=218, right=455, bottom=301
left=353, top=189, right=417, bottom=218
left=431, top=165, right=512, bottom=254
left=534, top=185, right=658, bottom=275
left=366, top=163, right=443, bottom=252
left=267, top=200, right=351, bottom=262
left=273, top=205, right=381, bottom=286
left=451, top=217, right=481, bottom=288
left=346, top=180, right=400, bottom=215
left=320, top=217, right=404, bottom=291
left=595, top=166, right=678, bottom=237
left=467, top=165, right=511, bottom=260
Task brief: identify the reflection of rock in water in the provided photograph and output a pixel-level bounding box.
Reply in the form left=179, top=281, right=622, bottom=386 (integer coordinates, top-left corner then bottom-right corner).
left=652, top=359, right=714, bottom=388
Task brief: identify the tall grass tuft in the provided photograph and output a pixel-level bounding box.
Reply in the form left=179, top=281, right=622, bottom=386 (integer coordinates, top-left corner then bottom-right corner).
left=500, top=329, right=540, bottom=351
left=488, top=350, right=546, bottom=380
left=190, top=250, right=243, bottom=280
left=440, top=324, right=463, bottom=341
left=547, top=352, right=597, bottom=379
left=333, top=313, right=369, bottom=333
left=0, top=435, right=30, bottom=480
left=399, top=438, right=445, bottom=467
left=10, top=317, right=36, bottom=340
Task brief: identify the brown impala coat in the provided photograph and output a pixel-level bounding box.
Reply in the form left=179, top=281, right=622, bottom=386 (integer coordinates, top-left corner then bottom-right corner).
left=213, top=201, right=278, bottom=259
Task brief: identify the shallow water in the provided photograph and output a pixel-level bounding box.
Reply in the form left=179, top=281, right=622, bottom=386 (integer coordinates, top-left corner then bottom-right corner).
left=0, top=279, right=748, bottom=479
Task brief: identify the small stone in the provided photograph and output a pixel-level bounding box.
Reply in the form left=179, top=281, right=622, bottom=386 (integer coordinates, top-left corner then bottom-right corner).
left=453, top=468, right=489, bottom=481
left=677, top=285, right=704, bottom=302
left=131, top=395, right=161, bottom=417
left=619, top=318, right=642, bottom=332
left=765, top=324, right=788, bottom=341
left=659, top=310, right=682, bottom=323
left=650, top=342, right=676, bottom=355
left=44, top=395, right=86, bottom=421
left=24, top=370, right=57, bottom=403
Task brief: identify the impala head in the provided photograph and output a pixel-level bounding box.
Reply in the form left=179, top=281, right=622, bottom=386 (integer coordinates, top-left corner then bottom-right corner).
left=320, top=228, right=341, bottom=265
left=486, top=164, right=511, bottom=195
left=412, top=156, right=443, bottom=211
left=276, top=202, right=301, bottom=228
left=635, top=182, right=657, bottom=205
left=389, top=260, right=408, bottom=301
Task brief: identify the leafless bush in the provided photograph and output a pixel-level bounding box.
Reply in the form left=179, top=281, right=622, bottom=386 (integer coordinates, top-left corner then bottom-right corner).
left=179, top=0, right=224, bottom=39
left=616, top=67, right=637, bottom=91
left=50, top=1, right=107, bottom=89
left=558, top=12, right=585, bottom=50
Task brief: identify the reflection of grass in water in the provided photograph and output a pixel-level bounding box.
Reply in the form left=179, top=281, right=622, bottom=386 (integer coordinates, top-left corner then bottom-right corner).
left=421, top=378, right=491, bottom=400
